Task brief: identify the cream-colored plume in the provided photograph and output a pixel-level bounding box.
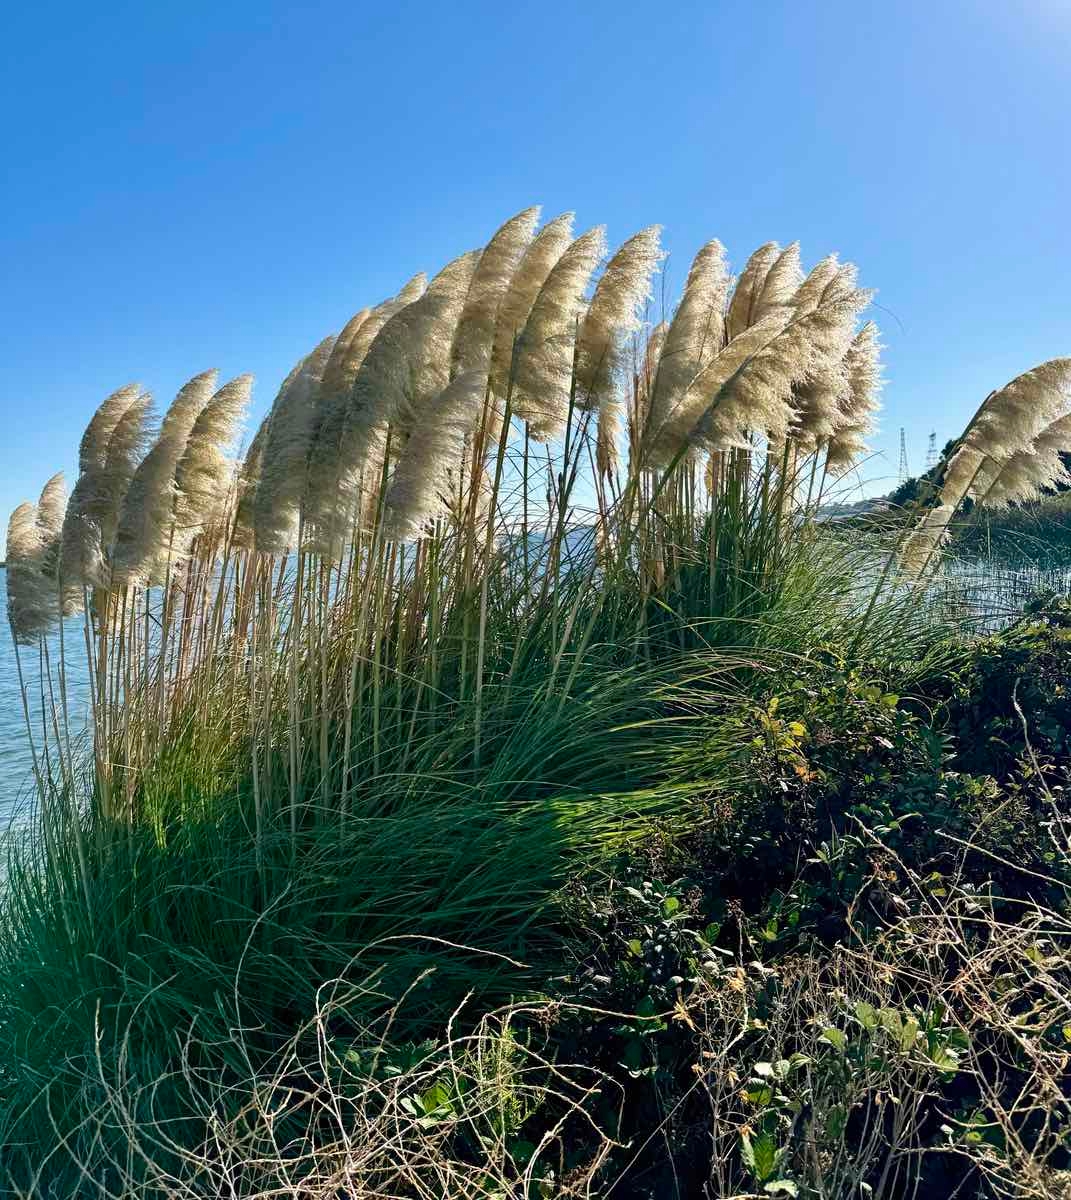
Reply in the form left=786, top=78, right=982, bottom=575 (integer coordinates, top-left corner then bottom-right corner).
left=963, top=359, right=1071, bottom=469
left=383, top=371, right=486, bottom=541
left=792, top=255, right=843, bottom=315
left=977, top=412, right=1071, bottom=508
left=452, top=207, right=540, bottom=380
left=646, top=240, right=730, bottom=453
left=635, top=320, right=669, bottom=432
left=576, top=226, right=662, bottom=471
left=825, top=322, right=883, bottom=474
left=512, top=226, right=606, bottom=440
left=303, top=278, right=429, bottom=549
left=753, top=242, right=803, bottom=321
left=111, top=371, right=218, bottom=584
left=343, top=252, right=480, bottom=478
left=576, top=226, right=662, bottom=406
left=35, top=473, right=67, bottom=545
left=787, top=263, right=871, bottom=448
left=938, top=359, right=1071, bottom=511
left=647, top=313, right=791, bottom=465
left=62, top=389, right=154, bottom=587
left=319, top=309, right=372, bottom=401
left=231, top=415, right=273, bottom=549
left=78, top=383, right=141, bottom=474
left=725, top=242, right=779, bottom=339
left=490, top=212, right=575, bottom=396
left=174, top=374, right=253, bottom=543
left=252, top=337, right=336, bottom=554
left=35, top=472, right=66, bottom=582
left=6, top=502, right=55, bottom=642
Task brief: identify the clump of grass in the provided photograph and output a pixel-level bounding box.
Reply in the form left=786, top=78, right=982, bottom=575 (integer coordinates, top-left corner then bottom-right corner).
left=2, top=205, right=1069, bottom=1193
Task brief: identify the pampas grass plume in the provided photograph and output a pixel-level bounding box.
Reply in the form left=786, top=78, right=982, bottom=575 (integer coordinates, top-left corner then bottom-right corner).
left=452, top=207, right=540, bottom=379
left=491, top=212, right=575, bottom=396
left=512, top=226, right=606, bottom=440
left=384, top=371, right=486, bottom=541
left=6, top=502, right=53, bottom=642
left=111, top=371, right=219, bottom=583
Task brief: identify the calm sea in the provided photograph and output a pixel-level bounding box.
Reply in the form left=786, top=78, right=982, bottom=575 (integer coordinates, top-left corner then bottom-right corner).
left=0, top=569, right=92, bottom=821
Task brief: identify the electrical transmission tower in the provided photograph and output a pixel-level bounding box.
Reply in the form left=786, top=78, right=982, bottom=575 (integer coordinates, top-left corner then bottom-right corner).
left=897, top=428, right=910, bottom=485
left=925, top=430, right=938, bottom=472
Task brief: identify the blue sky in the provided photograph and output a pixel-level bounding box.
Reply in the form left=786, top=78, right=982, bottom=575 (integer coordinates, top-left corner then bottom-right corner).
left=2, top=0, right=1068, bottom=518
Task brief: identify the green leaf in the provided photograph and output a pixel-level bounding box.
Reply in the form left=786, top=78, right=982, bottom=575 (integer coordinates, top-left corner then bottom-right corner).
left=749, top=1131, right=781, bottom=1181
left=627, top=938, right=643, bottom=956
left=821, top=1027, right=847, bottom=1053
left=420, top=1082, right=453, bottom=1117
left=661, top=896, right=680, bottom=917
left=855, top=1001, right=879, bottom=1029
left=929, top=1045, right=960, bottom=1071
left=899, top=1017, right=920, bottom=1052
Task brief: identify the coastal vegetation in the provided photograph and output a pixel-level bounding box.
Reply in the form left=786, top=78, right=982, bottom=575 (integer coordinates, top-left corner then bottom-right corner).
left=2, top=208, right=1070, bottom=1197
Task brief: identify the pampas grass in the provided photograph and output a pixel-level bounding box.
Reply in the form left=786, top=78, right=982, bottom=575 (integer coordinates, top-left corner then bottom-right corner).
left=725, top=241, right=779, bottom=339
left=253, top=339, right=335, bottom=554
left=6, top=502, right=52, bottom=643
left=112, top=371, right=219, bottom=583
left=490, top=212, right=574, bottom=397
left=384, top=371, right=486, bottom=540
left=826, top=321, right=883, bottom=473
left=8, top=204, right=1071, bottom=1195
left=174, top=373, right=253, bottom=540
left=452, top=206, right=540, bottom=380
left=576, top=225, right=662, bottom=473
left=512, top=226, right=606, bottom=440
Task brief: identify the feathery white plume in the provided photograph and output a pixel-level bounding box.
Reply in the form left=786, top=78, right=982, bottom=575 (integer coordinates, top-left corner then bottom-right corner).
left=753, top=242, right=803, bottom=321
left=725, top=242, right=779, bottom=339
left=232, top=414, right=272, bottom=549
left=62, top=389, right=154, bottom=587
left=35, top=472, right=67, bottom=545
left=111, top=371, right=219, bottom=584
left=647, top=240, right=729, bottom=452
left=792, top=255, right=843, bottom=315
left=343, top=252, right=480, bottom=480
left=964, top=359, right=1071, bottom=467
left=6, top=502, right=54, bottom=642
left=452, top=207, right=541, bottom=380
left=977, top=412, right=1071, bottom=508
left=576, top=225, right=662, bottom=407
left=939, top=359, right=1071, bottom=510
left=35, top=472, right=66, bottom=582
left=174, top=374, right=253, bottom=542
left=490, top=212, right=575, bottom=396
left=647, top=313, right=790, bottom=465
left=826, top=322, right=883, bottom=474
left=252, top=338, right=336, bottom=554
left=78, top=383, right=141, bottom=474
left=576, top=226, right=662, bottom=472
left=303, top=276, right=429, bottom=550
left=512, top=226, right=606, bottom=440
left=383, top=371, right=485, bottom=541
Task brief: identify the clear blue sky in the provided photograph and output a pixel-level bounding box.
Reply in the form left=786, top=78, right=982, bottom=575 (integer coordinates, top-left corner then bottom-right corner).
left=2, top=0, right=1068, bottom=517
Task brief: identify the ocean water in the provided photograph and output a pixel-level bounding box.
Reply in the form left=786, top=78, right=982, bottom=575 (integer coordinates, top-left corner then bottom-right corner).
left=0, top=570, right=92, bottom=822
